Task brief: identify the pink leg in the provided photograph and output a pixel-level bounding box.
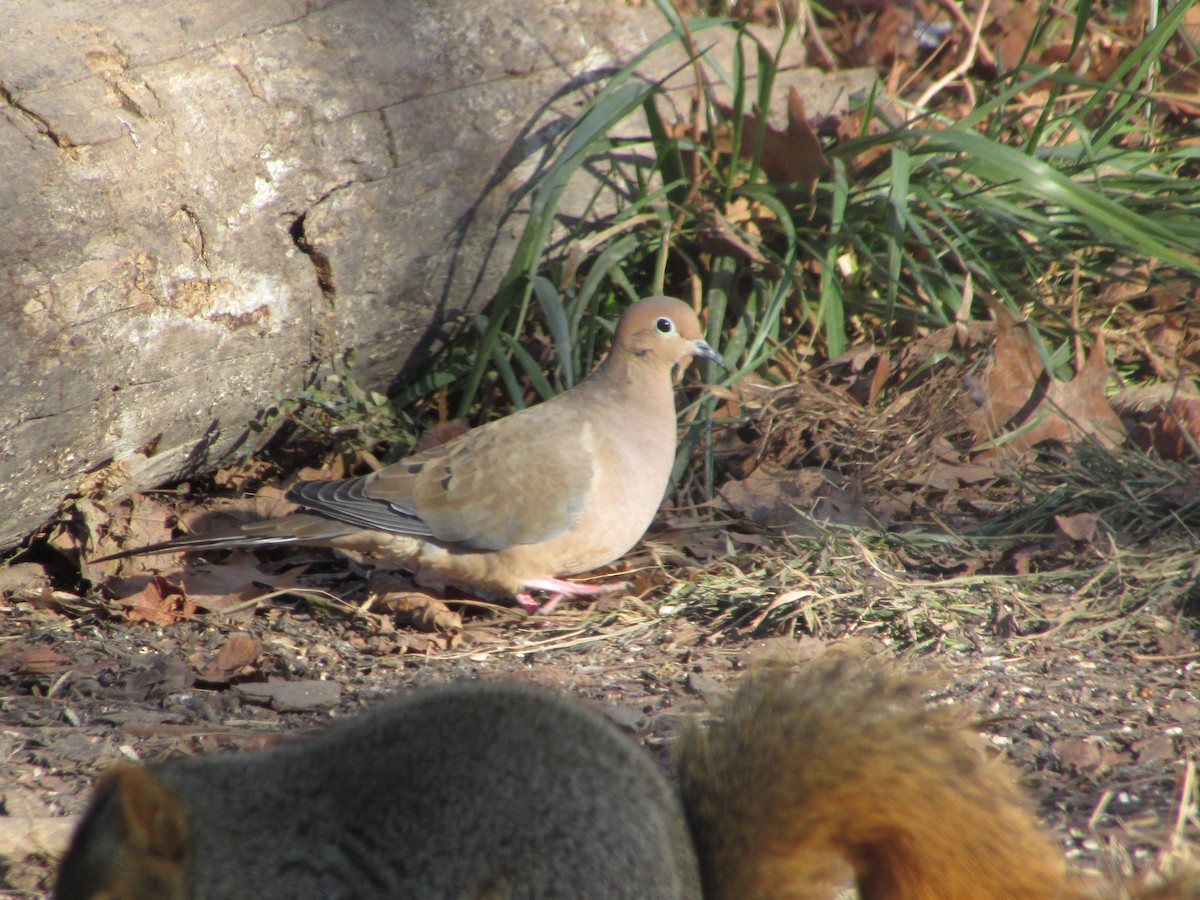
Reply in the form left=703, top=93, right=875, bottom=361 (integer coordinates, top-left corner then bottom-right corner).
left=517, top=578, right=630, bottom=615
left=514, top=592, right=543, bottom=614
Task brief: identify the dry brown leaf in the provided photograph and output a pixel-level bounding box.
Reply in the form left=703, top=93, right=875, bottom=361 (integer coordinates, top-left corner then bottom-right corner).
left=1114, top=385, right=1200, bottom=462
left=1054, top=512, right=1100, bottom=544
left=696, top=206, right=774, bottom=268
left=235, top=679, right=342, bottom=712
left=713, top=86, right=829, bottom=190
left=375, top=591, right=463, bottom=637
left=366, top=571, right=463, bottom=637
left=986, top=0, right=1048, bottom=72
left=1130, top=734, right=1175, bottom=763
left=0, top=563, right=51, bottom=599
left=866, top=350, right=891, bottom=407
left=14, top=647, right=72, bottom=676
left=0, top=815, right=76, bottom=861
left=971, top=301, right=1126, bottom=456
left=919, top=460, right=998, bottom=491
left=89, top=494, right=186, bottom=580
left=721, top=463, right=874, bottom=534
left=178, top=487, right=297, bottom=533
left=108, top=574, right=196, bottom=625
left=1054, top=737, right=1128, bottom=774
left=198, top=633, right=263, bottom=683
left=414, top=418, right=471, bottom=453
left=180, top=552, right=309, bottom=615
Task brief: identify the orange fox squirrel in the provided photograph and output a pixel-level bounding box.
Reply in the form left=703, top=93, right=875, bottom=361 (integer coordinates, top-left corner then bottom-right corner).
left=55, top=658, right=1193, bottom=899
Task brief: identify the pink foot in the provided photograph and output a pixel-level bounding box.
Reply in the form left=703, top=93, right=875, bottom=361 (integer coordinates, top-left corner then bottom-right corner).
left=516, top=578, right=630, bottom=615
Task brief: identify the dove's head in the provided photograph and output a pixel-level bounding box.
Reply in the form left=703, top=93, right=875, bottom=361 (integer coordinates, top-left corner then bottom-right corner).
left=613, top=297, right=723, bottom=370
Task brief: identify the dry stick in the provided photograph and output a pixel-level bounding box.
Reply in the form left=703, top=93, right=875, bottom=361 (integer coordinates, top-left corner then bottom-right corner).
left=800, top=1, right=837, bottom=71
left=673, top=14, right=707, bottom=225
left=1046, top=3, right=1127, bottom=45
left=1086, top=788, right=1114, bottom=833
left=1131, top=649, right=1200, bottom=661
left=1164, top=370, right=1200, bottom=465
left=914, top=0, right=992, bottom=112
left=929, top=0, right=997, bottom=71
left=897, top=33, right=952, bottom=102
left=1169, top=758, right=1197, bottom=855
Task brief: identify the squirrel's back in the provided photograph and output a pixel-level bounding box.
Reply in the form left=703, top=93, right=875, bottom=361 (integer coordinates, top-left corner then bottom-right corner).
left=54, top=680, right=701, bottom=900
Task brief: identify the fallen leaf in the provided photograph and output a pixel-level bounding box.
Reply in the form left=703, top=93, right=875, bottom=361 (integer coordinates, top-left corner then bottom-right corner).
left=1130, top=734, right=1175, bottom=763
left=14, top=648, right=72, bottom=676
left=414, top=418, right=471, bottom=453
left=126, top=653, right=195, bottom=695
left=1055, top=737, right=1103, bottom=772
left=198, top=633, right=263, bottom=683
left=108, top=575, right=196, bottom=625
left=1054, top=512, right=1101, bottom=543
left=180, top=552, right=310, bottom=615
left=971, top=301, right=1126, bottom=456
left=180, top=487, right=298, bottom=534
left=0, top=816, right=76, bottom=861
left=721, top=464, right=874, bottom=534
left=685, top=672, right=727, bottom=702
left=368, top=576, right=463, bottom=638
left=1055, top=736, right=1129, bottom=774
left=696, top=205, right=775, bottom=269
left=714, top=86, right=829, bottom=191
left=1162, top=692, right=1200, bottom=723
left=0, top=564, right=51, bottom=598
left=234, top=679, right=342, bottom=712
left=919, top=460, right=999, bottom=491
left=1116, top=386, right=1200, bottom=462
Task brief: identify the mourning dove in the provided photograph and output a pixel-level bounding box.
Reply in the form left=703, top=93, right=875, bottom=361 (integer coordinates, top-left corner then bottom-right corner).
left=98, top=297, right=722, bottom=612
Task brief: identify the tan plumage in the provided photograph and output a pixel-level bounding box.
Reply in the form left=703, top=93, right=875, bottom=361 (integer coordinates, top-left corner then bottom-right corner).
left=98, top=297, right=721, bottom=612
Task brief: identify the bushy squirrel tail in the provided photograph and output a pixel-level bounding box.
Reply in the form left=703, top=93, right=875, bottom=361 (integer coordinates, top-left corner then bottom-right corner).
left=676, top=657, right=1080, bottom=900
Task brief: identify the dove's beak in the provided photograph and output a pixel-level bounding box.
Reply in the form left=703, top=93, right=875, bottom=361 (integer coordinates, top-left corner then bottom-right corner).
left=691, top=339, right=724, bottom=367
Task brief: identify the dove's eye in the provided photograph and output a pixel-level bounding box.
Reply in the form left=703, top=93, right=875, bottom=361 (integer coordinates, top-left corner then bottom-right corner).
left=655, top=317, right=674, bottom=334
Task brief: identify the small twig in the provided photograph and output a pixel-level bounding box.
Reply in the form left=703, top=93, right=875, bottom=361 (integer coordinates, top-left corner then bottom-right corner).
left=914, top=0, right=991, bottom=111
left=928, top=0, right=997, bottom=70
left=674, top=14, right=707, bottom=222
left=1087, top=787, right=1114, bottom=832
left=1168, top=757, right=1197, bottom=854
left=1045, top=3, right=1126, bottom=45
left=1130, top=650, right=1200, bottom=662
left=800, top=1, right=837, bottom=70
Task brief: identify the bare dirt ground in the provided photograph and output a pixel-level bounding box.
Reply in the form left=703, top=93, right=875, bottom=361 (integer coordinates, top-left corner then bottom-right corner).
left=2, top=350, right=1198, bottom=896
